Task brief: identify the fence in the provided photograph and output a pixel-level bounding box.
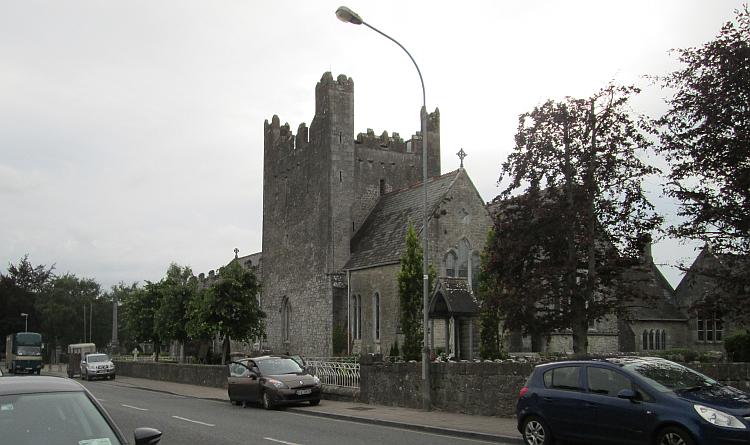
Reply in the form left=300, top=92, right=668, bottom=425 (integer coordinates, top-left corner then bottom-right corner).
left=306, top=358, right=360, bottom=389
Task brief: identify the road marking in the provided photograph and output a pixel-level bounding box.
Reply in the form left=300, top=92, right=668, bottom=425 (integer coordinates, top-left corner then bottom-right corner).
left=172, top=415, right=215, bottom=427
left=264, top=438, right=302, bottom=445
left=121, top=404, right=149, bottom=411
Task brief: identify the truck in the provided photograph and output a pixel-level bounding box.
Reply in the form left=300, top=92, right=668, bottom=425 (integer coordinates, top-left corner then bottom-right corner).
left=5, top=332, right=43, bottom=374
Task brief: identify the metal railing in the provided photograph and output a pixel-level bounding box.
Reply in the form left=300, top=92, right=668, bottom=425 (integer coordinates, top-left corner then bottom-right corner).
left=306, top=359, right=360, bottom=389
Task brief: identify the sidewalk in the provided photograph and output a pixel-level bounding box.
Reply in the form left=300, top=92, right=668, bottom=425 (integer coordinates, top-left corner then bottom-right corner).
left=43, top=364, right=522, bottom=443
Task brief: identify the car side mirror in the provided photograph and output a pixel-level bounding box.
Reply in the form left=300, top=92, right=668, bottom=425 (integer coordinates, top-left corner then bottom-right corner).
left=248, top=371, right=258, bottom=380
left=304, top=366, right=314, bottom=375
left=134, top=427, right=162, bottom=444
left=617, top=389, right=637, bottom=401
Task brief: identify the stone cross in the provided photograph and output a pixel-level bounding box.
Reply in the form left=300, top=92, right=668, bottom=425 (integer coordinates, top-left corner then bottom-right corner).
left=457, top=148, right=467, bottom=168
left=234, top=247, right=239, bottom=259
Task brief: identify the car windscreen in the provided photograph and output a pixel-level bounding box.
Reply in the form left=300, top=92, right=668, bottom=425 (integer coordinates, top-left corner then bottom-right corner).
left=16, top=346, right=41, bottom=356
left=0, top=391, right=122, bottom=445
left=87, top=355, right=110, bottom=363
left=623, top=360, right=718, bottom=392
left=257, top=358, right=303, bottom=375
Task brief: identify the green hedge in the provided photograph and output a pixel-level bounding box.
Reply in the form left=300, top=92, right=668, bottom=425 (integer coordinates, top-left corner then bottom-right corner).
left=725, top=333, right=750, bottom=362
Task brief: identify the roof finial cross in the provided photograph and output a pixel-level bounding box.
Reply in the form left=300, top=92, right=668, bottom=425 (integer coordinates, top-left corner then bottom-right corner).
left=234, top=247, right=239, bottom=259
left=457, top=148, right=467, bottom=168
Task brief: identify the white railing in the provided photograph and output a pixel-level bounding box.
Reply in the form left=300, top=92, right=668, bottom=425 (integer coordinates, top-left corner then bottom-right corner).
left=306, top=359, right=360, bottom=389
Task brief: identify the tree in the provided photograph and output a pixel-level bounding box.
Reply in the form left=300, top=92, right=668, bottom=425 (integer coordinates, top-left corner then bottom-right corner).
left=36, top=274, right=102, bottom=353
left=121, top=282, right=163, bottom=360
left=187, top=260, right=264, bottom=365
left=0, top=256, right=54, bottom=340
left=498, top=85, right=662, bottom=354
left=154, top=264, right=196, bottom=362
left=480, top=192, right=569, bottom=355
left=655, top=6, right=750, bottom=323
left=397, top=224, right=435, bottom=361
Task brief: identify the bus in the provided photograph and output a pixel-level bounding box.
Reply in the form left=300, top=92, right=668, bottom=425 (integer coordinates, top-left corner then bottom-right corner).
left=5, top=332, right=43, bottom=374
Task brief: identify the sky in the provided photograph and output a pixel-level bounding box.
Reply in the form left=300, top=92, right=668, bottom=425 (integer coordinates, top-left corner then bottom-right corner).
left=0, top=0, right=744, bottom=290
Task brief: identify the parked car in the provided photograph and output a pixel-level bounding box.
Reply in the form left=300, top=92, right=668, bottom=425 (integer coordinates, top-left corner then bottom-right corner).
left=227, top=355, right=321, bottom=409
left=517, top=357, right=750, bottom=445
left=81, top=353, right=116, bottom=381
left=0, top=376, right=161, bottom=445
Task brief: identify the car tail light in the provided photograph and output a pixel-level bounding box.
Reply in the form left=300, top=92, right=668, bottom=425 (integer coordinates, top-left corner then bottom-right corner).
left=519, top=386, right=529, bottom=398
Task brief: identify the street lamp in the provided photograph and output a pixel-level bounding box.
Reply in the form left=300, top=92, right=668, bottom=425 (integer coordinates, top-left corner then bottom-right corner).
left=336, top=6, right=432, bottom=411
left=21, top=313, right=28, bottom=332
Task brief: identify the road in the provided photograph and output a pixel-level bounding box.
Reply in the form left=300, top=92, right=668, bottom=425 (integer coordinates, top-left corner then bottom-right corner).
left=81, top=379, right=512, bottom=445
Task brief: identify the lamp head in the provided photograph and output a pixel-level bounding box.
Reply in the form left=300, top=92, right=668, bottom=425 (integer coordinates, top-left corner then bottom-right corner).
left=335, top=6, right=363, bottom=25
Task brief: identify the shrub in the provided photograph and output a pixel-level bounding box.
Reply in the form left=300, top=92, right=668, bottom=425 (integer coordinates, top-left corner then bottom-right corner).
left=725, top=333, right=750, bottom=362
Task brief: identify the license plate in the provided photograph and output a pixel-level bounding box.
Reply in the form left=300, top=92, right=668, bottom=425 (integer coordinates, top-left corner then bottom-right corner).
left=296, top=389, right=312, bottom=395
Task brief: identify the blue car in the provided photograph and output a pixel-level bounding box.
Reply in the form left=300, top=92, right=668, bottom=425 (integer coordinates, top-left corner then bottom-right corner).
left=516, top=357, right=750, bottom=445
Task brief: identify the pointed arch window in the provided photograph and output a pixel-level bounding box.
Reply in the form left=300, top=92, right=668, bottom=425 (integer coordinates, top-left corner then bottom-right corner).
left=351, top=294, right=362, bottom=340
left=444, top=251, right=457, bottom=277
left=457, top=239, right=471, bottom=278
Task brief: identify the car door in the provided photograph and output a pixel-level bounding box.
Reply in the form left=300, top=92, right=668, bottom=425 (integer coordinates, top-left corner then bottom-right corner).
left=228, top=361, right=253, bottom=402
left=583, top=365, right=656, bottom=444
left=244, top=360, right=262, bottom=403
left=538, top=365, right=588, bottom=440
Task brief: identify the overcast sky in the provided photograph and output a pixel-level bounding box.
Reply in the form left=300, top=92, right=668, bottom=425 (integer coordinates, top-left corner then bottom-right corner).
left=1, top=0, right=743, bottom=290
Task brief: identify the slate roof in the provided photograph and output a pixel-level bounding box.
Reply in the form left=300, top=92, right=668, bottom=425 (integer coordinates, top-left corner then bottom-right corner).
left=429, top=277, right=480, bottom=317
left=622, top=259, right=685, bottom=321
left=345, top=170, right=461, bottom=270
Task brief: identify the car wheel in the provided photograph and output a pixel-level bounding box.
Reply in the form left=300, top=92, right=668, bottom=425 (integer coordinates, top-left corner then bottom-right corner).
left=261, top=391, right=274, bottom=410
left=309, top=399, right=320, bottom=406
left=521, top=415, right=552, bottom=445
left=656, top=426, right=695, bottom=445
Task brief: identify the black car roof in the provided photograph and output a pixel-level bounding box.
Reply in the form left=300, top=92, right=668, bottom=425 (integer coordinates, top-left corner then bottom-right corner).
left=0, top=376, right=85, bottom=396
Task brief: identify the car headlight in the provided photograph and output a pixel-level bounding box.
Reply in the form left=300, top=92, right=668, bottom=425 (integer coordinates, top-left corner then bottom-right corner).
left=694, top=405, right=747, bottom=429
left=266, top=378, right=287, bottom=389
left=313, top=376, right=321, bottom=385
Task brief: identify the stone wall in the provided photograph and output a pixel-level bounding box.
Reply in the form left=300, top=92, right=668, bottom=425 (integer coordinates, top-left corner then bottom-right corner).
left=359, top=358, right=750, bottom=417
left=691, top=362, right=750, bottom=392
left=114, top=361, right=227, bottom=388
left=359, top=358, right=534, bottom=417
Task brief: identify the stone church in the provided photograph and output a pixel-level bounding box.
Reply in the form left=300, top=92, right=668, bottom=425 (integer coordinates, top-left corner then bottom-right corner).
left=257, top=72, right=490, bottom=358
left=235, top=72, right=734, bottom=360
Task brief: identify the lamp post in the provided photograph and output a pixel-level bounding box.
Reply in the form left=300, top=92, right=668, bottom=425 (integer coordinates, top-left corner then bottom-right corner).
left=336, top=6, right=431, bottom=411
left=21, top=312, right=28, bottom=332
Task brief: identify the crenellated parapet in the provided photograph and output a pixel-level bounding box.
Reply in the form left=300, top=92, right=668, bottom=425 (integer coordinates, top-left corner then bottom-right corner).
left=355, top=129, right=407, bottom=152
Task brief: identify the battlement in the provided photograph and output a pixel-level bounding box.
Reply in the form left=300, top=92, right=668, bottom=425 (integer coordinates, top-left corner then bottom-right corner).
left=317, top=71, right=354, bottom=93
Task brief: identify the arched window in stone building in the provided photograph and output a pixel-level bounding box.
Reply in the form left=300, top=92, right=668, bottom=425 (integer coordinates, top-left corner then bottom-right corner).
left=351, top=294, right=362, bottom=340
left=373, top=293, right=380, bottom=341
left=660, top=330, right=667, bottom=350
left=648, top=330, right=655, bottom=350
left=281, top=297, right=291, bottom=344
left=444, top=251, right=457, bottom=277
left=655, top=329, right=661, bottom=350
left=457, top=239, right=471, bottom=278
left=470, top=251, right=481, bottom=293
left=642, top=330, right=649, bottom=350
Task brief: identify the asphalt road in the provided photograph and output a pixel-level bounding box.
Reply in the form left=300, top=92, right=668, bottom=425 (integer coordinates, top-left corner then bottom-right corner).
left=81, top=379, right=512, bottom=445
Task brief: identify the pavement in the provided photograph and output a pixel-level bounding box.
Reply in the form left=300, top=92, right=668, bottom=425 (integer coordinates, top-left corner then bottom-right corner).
left=41, top=364, right=523, bottom=443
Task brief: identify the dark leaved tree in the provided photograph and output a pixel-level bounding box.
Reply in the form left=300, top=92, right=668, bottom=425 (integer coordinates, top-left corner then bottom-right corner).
left=496, top=85, right=662, bottom=354
left=655, top=6, right=750, bottom=325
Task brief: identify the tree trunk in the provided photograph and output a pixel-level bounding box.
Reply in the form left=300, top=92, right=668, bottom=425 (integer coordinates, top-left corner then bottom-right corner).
left=222, top=336, right=230, bottom=365
left=179, top=342, right=185, bottom=363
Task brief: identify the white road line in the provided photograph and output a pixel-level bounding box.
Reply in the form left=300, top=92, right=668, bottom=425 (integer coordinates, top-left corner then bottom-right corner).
left=171, top=415, right=215, bottom=427
left=264, top=438, right=303, bottom=445
left=121, top=404, right=148, bottom=411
